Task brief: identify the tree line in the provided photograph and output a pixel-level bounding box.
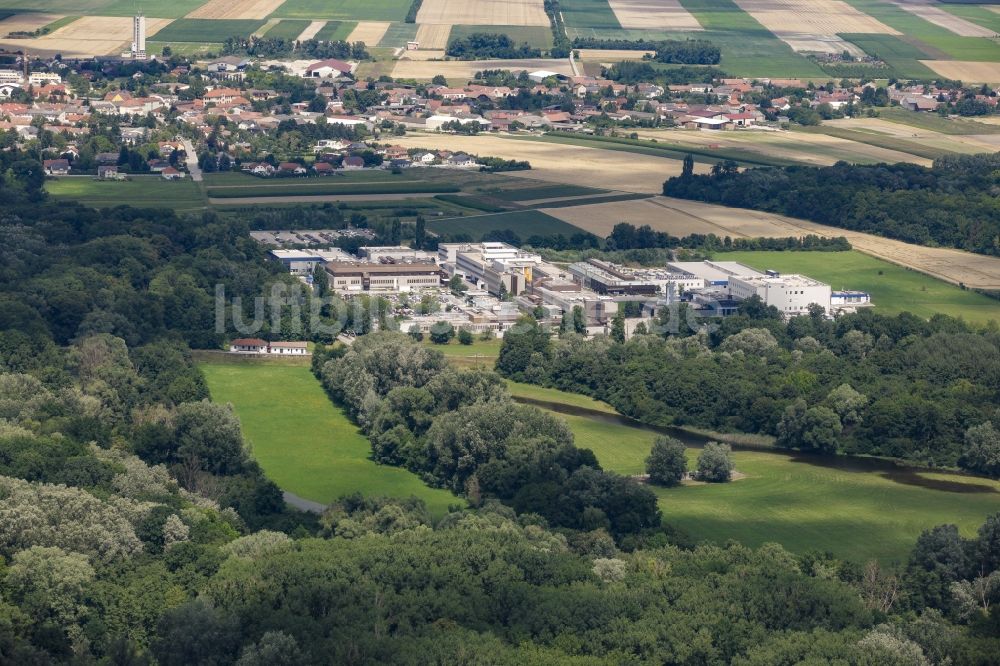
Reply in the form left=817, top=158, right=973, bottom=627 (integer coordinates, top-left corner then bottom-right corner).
left=445, top=33, right=542, bottom=60
left=663, top=153, right=1000, bottom=257
left=497, top=305, right=1000, bottom=476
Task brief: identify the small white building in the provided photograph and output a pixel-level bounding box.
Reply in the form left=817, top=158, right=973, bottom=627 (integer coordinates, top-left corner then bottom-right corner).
left=269, top=341, right=308, bottom=355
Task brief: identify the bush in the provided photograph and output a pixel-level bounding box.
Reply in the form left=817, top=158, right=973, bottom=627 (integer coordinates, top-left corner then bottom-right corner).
left=645, top=436, right=687, bottom=487
left=429, top=321, right=455, bottom=344
left=458, top=328, right=474, bottom=345
left=696, top=442, right=733, bottom=483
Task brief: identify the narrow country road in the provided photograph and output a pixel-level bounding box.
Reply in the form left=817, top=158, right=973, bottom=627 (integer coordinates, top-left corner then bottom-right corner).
left=182, top=138, right=202, bottom=182
left=283, top=491, right=327, bottom=514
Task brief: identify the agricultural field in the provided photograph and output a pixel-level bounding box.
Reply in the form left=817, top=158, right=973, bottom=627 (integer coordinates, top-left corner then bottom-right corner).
left=260, top=18, right=311, bottom=39
left=608, top=0, right=702, bottom=30
left=720, top=250, right=1000, bottom=324
left=485, top=183, right=608, bottom=201
left=542, top=195, right=1000, bottom=291
left=506, top=381, right=1000, bottom=563
left=426, top=209, right=584, bottom=239
left=186, top=0, right=284, bottom=20
left=200, top=362, right=458, bottom=517
left=920, top=58, right=1000, bottom=82
left=820, top=116, right=1000, bottom=154
left=0, top=0, right=204, bottom=17
left=391, top=56, right=574, bottom=79
left=377, top=21, right=418, bottom=47
left=45, top=176, right=207, bottom=211
left=272, top=0, right=412, bottom=21
left=388, top=133, right=703, bottom=192
left=559, top=0, right=624, bottom=29
left=345, top=20, right=391, bottom=45
left=840, top=33, right=938, bottom=78
left=206, top=180, right=458, bottom=199
left=0, top=15, right=172, bottom=56
left=294, top=19, right=326, bottom=40
left=416, top=0, right=549, bottom=26
left=633, top=126, right=933, bottom=166
left=313, top=20, right=357, bottom=41
left=888, top=0, right=995, bottom=38
left=875, top=105, right=1000, bottom=134
left=447, top=24, right=554, bottom=48
left=414, top=22, right=451, bottom=49
left=151, top=18, right=265, bottom=42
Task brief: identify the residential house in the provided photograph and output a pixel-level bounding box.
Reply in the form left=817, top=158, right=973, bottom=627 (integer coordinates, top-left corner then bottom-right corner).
left=43, top=159, right=70, bottom=175
left=229, top=338, right=267, bottom=353
left=97, top=165, right=122, bottom=179
left=160, top=166, right=183, bottom=180
left=278, top=162, right=307, bottom=175
left=343, top=155, right=365, bottom=169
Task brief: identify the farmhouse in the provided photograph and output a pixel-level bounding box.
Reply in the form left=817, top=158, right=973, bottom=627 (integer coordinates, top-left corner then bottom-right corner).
left=304, top=59, right=355, bottom=79
left=230, top=338, right=267, bottom=353
left=269, top=341, right=308, bottom=355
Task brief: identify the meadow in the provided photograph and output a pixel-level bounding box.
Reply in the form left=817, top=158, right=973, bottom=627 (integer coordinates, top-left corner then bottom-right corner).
left=45, top=176, right=207, bottom=211
left=877, top=106, right=1000, bottom=135
left=272, top=0, right=412, bottom=22
left=151, top=18, right=265, bottom=42
left=206, top=179, right=458, bottom=198
left=0, top=0, right=205, bottom=16
left=505, top=381, right=1000, bottom=563
left=426, top=209, right=583, bottom=239
left=719, top=250, right=1000, bottom=324
left=200, top=361, right=458, bottom=516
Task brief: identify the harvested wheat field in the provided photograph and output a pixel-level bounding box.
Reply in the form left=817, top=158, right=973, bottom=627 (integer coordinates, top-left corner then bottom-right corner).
left=416, top=0, right=549, bottom=26
left=398, top=49, right=447, bottom=60
left=391, top=134, right=706, bottom=191
left=393, top=57, right=573, bottom=79
left=29, top=16, right=172, bottom=57
left=187, top=0, right=286, bottom=20
left=0, top=13, right=63, bottom=36
left=415, top=23, right=452, bottom=49
left=781, top=33, right=866, bottom=56
left=823, top=117, right=999, bottom=154
left=734, top=0, right=899, bottom=35
left=576, top=48, right=655, bottom=61
left=608, top=0, right=701, bottom=30
left=921, top=60, right=1000, bottom=83
left=296, top=20, right=326, bottom=41
left=890, top=0, right=996, bottom=37
left=633, top=127, right=932, bottom=166
left=544, top=196, right=1000, bottom=289
left=346, top=21, right=391, bottom=45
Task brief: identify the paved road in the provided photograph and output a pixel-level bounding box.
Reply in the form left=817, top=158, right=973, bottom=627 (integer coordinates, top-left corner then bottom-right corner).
left=283, top=491, right=327, bottom=514
left=181, top=138, right=202, bottom=182
left=208, top=192, right=455, bottom=204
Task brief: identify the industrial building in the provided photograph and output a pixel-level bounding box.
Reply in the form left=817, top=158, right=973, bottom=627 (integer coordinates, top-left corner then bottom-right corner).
left=269, top=248, right=355, bottom=274
left=729, top=272, right=833, bottom=316
left=324, top=261, right=442, bottom=293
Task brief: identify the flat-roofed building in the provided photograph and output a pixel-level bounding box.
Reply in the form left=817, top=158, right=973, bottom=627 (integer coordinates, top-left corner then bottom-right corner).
left=667, top=260, right=763, bottom=286
left=270, top=248, right=356, bottom=274
left=359, top=246, right=437, bottom=262
left=729, top=273, right=832, bottom=316
left=568, top=259, right=660, bottom=296
left=324, top=261, right=442, bottom=293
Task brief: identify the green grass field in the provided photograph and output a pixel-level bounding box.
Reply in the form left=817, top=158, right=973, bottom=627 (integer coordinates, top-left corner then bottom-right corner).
left=41, top=15, right=81, bottom=32
left=147, top=41, right=222, bottom=56
left=377, top=21, right=418, bottom=47
left=486, top=184, right=607, bottom=201
left=207, top=179, right=458, bottom=198
left=449, top=24, right=554, bottom=49
left=840, top=33, right=938, bottom=79
left=262, top=19, right=312, bottom=40
left=719, top=250, right=1000, bottom=324
left=46, top=176, right=207, bottom=211
left=426, top=209, right=584, bottom=239
left=508, top=381, right=1000, bottom=563
left=200, top=362, right=458, bottom=517
left=560, top=0, right=622, bottom=29
left=151, top=18, right=265, bottom=42
left=273, top=0, right=411, bottom=21
left=313, top=20, right=357, bottom=42
left=941, top=4, right=1000, bottom=34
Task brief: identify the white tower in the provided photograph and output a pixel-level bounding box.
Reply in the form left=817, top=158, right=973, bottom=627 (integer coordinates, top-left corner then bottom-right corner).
left=132, top=13, right=146, bottom=59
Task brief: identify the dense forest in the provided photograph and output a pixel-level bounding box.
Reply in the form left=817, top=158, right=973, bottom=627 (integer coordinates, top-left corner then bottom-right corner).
left=663, top=154, right=1000, bottom=257
left=1, top=148, right=999, bottom=662
left=497, top=308, right=1000, bottom=474
left=445, top=33, right=542, bottom=60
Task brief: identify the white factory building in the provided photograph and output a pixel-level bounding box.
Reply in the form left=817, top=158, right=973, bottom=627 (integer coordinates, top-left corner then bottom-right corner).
left=729, top=272, right=833, bottom=316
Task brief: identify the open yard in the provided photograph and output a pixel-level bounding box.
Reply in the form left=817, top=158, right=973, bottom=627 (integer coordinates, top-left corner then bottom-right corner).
left=391, top=56, right=573, bottom=79
left=46, top=176, right=207, bottom=211
left=508, top=382, right=1000, bottom=563
left=542, top=195, right=1000, bottom=292
left=719, top=250, right=1000, bottom=324
left=200, top=362, right=458, bottom=517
